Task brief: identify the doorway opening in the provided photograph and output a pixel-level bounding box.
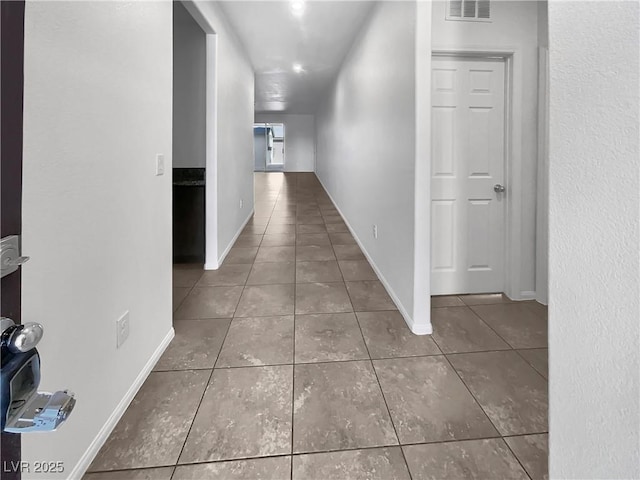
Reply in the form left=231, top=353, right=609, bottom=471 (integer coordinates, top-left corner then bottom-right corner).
left=254, top=123, right=285, bottom=172
left=172, top=0, right=207, bottom=264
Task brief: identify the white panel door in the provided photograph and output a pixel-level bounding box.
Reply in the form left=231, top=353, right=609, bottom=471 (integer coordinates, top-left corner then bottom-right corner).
left=431, top=56, right=506, bottom=295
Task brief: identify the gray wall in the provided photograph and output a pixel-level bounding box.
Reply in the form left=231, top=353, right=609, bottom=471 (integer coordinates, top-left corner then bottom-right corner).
left=21, top=1, right=173, bottom=474
left=173, top=2, right=206, bottom=168
left=315, top=2, right=418, bottom=327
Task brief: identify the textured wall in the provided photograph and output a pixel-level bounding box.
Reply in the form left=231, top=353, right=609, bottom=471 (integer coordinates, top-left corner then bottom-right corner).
left=548, top=1, right=639, bottom=477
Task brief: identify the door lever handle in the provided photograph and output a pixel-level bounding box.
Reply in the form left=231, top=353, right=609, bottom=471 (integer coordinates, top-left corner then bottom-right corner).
left=494, top=184, right=506, bottom=193
left=5, top=256, right=30, bottom=267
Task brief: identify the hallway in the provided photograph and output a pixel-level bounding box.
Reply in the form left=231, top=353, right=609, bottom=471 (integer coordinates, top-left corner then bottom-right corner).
left=85, top=173, right=548, bottom=480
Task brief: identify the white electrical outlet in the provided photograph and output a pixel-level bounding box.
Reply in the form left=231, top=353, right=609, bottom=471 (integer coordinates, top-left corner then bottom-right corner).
left=373, top=224, right=378, bottom=239
left=155, top=154, right=165, bottom=176
left=240, top=199, right=244, bottom=209
left=116, top=311, right=130, bottom=348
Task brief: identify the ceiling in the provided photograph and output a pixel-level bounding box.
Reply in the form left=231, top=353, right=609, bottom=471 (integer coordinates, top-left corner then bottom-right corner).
left=219, top=1, right=376, bottom=114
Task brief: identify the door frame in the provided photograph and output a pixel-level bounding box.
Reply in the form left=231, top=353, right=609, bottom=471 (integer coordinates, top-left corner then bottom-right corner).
left=431, top=46, right=529, bottom=300
left=1, top=1, right=25, bottom=476
left=180, top=0, right=220, bottom=269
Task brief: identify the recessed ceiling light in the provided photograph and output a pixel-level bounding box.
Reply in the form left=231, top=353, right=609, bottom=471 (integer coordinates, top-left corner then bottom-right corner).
left=290, top=0, right=305, bottom=16
left=293, top=63, right=304, bottom=74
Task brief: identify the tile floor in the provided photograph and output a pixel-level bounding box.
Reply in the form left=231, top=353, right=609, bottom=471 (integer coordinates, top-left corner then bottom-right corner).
left=86, top=172, right=548, bottom=480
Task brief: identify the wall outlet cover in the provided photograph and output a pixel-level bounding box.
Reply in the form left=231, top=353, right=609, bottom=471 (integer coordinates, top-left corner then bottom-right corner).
left=116, top=311, right=130, bottom=348
left=155, top=154, right=165, bottom=176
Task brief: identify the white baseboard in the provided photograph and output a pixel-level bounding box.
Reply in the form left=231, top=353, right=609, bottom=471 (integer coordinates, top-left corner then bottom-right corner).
left=314, top=175, right=430, bottom=335
left=205, top=209, right=254, bottom=270
left=68, top=328, right=175, bottom=480
left=518, top=290, right=537, bottom=301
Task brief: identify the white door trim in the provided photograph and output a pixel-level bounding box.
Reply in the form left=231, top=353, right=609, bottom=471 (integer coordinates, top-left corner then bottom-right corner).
left=181, top=1, right=221, bottom=269
left=431, top=46, right=530, bottom=300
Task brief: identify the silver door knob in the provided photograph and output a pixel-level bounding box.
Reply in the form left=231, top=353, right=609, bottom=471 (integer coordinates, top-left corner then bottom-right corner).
left=1, top=318, right=44, bottom=353
left=494, top=184, right=506, bottom=193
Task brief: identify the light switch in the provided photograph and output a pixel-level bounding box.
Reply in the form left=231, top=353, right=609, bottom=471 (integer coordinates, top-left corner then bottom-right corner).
left=155, top=154, right=165, bottom=176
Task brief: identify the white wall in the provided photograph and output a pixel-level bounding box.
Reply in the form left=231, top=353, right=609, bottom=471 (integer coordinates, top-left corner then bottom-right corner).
left=173, top=1, right=206, bottom=168
left=255, top=113, right=316, bottom=172
left=548, top=1, right=640, bottom=477
left=186, top=1, right=255, bottom=268
left=21, top=1, right=174, bottom=478
left=432, top=0, right=542, bottom=300
left=316, top=2, right=432, bottom=333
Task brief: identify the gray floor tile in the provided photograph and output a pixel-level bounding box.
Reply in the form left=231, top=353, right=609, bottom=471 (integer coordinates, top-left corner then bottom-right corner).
left=89, top=371, right=209, bottom=471
left=297, top=224, right=327, bottom=234
left=255, top=245, right=296, bottom=263
left=173, top=268, right=203, bottom=288
left=518, top=348, right=548, bottom=379
left=323, top=214, right=344, bottom=224
left=471, top=303, right=548, bottom=349
left=242, top=224, right=268, bottom=235
left=296, top=261, right=343, bottom=283
left=293, top=447, right=410, bottom=480
left=293, top=361, right=398, bottom=453
left=247, top=261, right=295, bottom=285
left=234, top=234, right=263, bottom=247
left=154, top=319, right=230, bottom=371
left=196, top=264, right=251, bottom=286
left=295, top=282, right=353, bottom=314
left=338, top=260, right=377, bottom=281
left=217, top=316, right=294, bottom=367
left=224, top=246, right=259, bottom=264
left=296, top=245, right=336, bottom=262
left=247, top=216, right=269, bottom=226
left=296, top=233, right=331, bottom=246
left=325, top=222, right=349, bottom=233
left=269, top=216, right=296, bottom=225
left=357, top=311, right=441, bottom=358
left=448, top=351, right=548, bottom=435
left=373, top=356, right=498, bottom=443
left=173, top=287, right=190, bottom=312
left=431, top=295, right=465, bottom=308
left=505, top=434, right=549, bottom=480
left=333, top=244, right=365, bottom=260
left=261, top=233, right=296, bottom=246
left=346, top=281, right=396, bottom=311
left=329, top=232, right=356, bottom=245
left=296, top=215, right=324, bottom=224
left=236, top=284, right=295, bottom=317
left=174, top=286, right=243, bottom=319
left=179, top=365, right=292, bottom=463
left=265, top=224, right=296, bottom=235
left=431, top=306, right=511, bottom=354
left=295, top=313, right=369, bottom=363
left=403, top=439, right=528, bottom=480
left=174, top=457, right=291, bottom=480
left=524, top=301, right=548, bottom=320
left=83, top=467, right=174, bottom=480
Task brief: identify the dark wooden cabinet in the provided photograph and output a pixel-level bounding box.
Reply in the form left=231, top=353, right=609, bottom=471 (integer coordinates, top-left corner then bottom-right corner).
left=173, top=169, right=205, bottom=263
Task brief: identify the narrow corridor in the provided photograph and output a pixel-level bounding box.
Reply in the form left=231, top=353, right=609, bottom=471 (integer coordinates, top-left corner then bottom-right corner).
left=85, top=172, right=548, bottom=480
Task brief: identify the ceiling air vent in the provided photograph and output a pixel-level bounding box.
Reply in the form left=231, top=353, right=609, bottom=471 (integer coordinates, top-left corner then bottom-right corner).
left=447, top=0, right=491, bottom=22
